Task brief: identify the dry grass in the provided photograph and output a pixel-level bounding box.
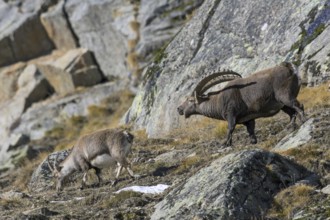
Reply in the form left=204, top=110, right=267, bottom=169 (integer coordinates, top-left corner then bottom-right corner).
left=129, top=21, right=140, bottom=34
left=12, top=151, right=50, bottom=191
left=213, top=121, right=228, bottom=139
left=0, top=198, right=22, bottom=209
left=267, top=184, right=315, bottom=219
left=167, top=118, right=220, bottom=144
left=101, top=191, right=142, bottom=208
left=128, top=39, right=138, bottom=52
left=127, top=52, right=139, bottom=72
left=298, top=82, right=330, bottom=110
left=173, top=155, right=205, bottom=175
left=279, top=144, right=324, bottom=171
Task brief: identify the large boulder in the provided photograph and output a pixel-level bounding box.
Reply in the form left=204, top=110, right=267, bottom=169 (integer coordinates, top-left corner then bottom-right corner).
left=151, top=149, right=314, bottom=219
left=64, top=0, right=133, bottom=80
left=37, top=48, right=103, bottom=95
left=0, top=1, right=54, bottom=67
left=125, top=0, right=330, bottom=137
left=40, top=0, right=77, bottom=50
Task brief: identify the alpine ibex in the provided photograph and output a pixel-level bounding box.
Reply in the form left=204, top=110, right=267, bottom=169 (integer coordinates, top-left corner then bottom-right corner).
left=177, top=62, right=306, bottom=146
left=47, top=128, right=136, bottom=191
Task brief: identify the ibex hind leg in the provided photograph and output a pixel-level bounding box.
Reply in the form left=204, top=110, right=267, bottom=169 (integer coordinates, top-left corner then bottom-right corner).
left=281, top=106, right=298, bottom=131
left=281, top=99, right=306, bottom=123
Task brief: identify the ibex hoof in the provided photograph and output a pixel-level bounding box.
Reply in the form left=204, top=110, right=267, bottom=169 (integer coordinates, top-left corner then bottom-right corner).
left=250, top=139, right=257, bottom=145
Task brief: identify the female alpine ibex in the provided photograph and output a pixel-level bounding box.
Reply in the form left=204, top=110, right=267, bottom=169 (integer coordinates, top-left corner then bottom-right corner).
left=177, top=62, right=306, bottom=146
left=47, top=128, right=136, bottom=191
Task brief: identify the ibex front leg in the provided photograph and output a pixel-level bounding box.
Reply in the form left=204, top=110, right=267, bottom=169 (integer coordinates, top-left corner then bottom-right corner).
left=223, top=116, right=236, bottom=147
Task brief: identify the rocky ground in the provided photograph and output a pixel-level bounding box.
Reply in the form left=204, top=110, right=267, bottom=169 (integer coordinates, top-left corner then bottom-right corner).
left=0, top=85, right=329, bottom=219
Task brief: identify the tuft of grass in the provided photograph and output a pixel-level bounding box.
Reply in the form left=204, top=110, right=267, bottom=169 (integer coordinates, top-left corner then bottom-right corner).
left=87, top=105, right=113, bottom=118
left=0, top=198, right=22, bottom=209
left=173, top=155, right=205, bottom=175
left=128, top=39, right=138, bottom=52
left=267, top=184, right=315, bottom=219
left=213, top=121, right=228, bottom=139
left=102, top=191, right=142, bottom=208
left=12, top=151, right=50, bottom=191
left=279, top=144, right=323, bottom=171
left=126, top=52, right=139, bottom=72
left=129, top=21, right=140, bottom=34
left=298, top=82, right=330, bottom=109
left=168, top=118, right=221, bottom=144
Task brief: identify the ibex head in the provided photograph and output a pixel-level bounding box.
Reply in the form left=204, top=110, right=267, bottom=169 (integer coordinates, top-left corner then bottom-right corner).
left=47, top=154, right=65, bottom=191
left=177, top=70, right=241, bottom=118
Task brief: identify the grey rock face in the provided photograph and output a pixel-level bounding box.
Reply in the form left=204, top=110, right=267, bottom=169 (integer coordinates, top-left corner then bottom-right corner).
left=125, top=0, right=330, bottom=138
left=64, top=0, right=132, bottom=80
left=40, top=0, right=77, bottom=50
left=0, top=2, right=54, bottom=67
left=137, top=0, right=204, bottom=62
left=151, top=149, right=312, bottom=220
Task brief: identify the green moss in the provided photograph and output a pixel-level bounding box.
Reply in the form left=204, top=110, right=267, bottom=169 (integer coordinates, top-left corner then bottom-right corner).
left=153, top=45, right=168, bottom=65
left=290, top=15, right=326, bottom=66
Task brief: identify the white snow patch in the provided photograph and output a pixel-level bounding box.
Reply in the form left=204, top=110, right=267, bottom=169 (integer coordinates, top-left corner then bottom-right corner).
left=261, top=23, right=268, bottom=31
left=114, top=184, right=170, bottom=195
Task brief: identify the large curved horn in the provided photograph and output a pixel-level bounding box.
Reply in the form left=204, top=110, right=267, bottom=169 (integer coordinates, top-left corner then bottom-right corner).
left=194, top=70, right=242, bottom=96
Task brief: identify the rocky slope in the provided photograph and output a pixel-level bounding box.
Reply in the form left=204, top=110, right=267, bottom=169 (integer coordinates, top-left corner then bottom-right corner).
left=0, top=0, right=330, bottom=219
left=0, top=0, right=203, bottom=170
left=0, top=104, right=329, bottom=219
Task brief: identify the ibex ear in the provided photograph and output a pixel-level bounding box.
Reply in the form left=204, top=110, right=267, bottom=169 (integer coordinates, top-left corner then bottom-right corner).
left=194, top=91, right=207, bottom=104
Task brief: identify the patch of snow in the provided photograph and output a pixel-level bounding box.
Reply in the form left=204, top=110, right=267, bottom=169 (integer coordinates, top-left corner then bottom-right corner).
left=115, top=184, right=170, bottom=194
left=261, top=23, right=268, bottom=31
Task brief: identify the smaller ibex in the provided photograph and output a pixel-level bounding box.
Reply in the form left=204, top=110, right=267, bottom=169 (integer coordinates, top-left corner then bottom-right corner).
left=47, top=128, right=136, bottom=191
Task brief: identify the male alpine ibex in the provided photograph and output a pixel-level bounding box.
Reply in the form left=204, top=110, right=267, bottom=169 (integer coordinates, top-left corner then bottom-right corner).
left=47, top=128, right=136, bottom=191
left=177, top=62, right=306, bottom=146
